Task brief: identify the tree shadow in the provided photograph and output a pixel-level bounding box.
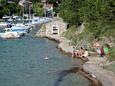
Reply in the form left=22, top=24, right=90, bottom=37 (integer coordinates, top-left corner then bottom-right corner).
left=53, top=67, right=80, bottom=86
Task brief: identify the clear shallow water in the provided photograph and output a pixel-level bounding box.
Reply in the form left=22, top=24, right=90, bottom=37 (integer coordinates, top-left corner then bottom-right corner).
left=0, top=35, right=90, bottom=86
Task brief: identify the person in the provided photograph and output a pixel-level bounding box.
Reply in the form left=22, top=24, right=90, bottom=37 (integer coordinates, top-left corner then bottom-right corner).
left=72, top=46, right=76, bottom=58
left=79, top=47, right=84, bottom=57
left=82, top=49, right=89, bottom=58
left=93, top=41, right=100, bottom=49
left=93, top=41, right=102, bottom=57
left=98, top=44, right=110, bottom=66
left=72, top=47, right=84, bottom=57
left=96, top=47, right=102, bottom=57
left=100, top=46, right=105, bottom=57
left=104, top=44, right=110, bottom=60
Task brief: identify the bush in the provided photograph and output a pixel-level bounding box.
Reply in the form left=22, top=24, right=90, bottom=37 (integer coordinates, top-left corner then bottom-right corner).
left=33, top=3, right=44, bottom=16
left=109, top=47, right=115, bottom=61
left=62, top=25, right=77, bottom=40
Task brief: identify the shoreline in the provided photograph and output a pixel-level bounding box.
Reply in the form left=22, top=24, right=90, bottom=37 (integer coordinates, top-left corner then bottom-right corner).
left=36, top=29, right=102, bottom=85
left=36, top=23, right=115, bottom=86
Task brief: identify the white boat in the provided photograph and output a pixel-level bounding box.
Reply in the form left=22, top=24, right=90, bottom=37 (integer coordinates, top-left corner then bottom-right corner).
left=0, top=31, right=21, bottom=39
left=0, top=22, right=8, bottom=27
left=31, top=17, right=52, bottom=25
left=5, top=26, right=26, bottom=36
left=15, top=23, right=30, bottom=29
left=4, top=25, right=31, bottom=36
left=2, top=16, right=12, bottom=22
left=25, top=22, right=35, bottom=28
left=39, top=17, right=52, bottom=23
left=1, top=23, right=31, bottom=39
left=8, top=18, right=13, bottom=22
left=15, top=23, right=32, bottom=33
left=2, top=16, right=11, bottom=19
left=13, top=16, right=21, bottom=20
left=31, top=17, right=40, bottom=25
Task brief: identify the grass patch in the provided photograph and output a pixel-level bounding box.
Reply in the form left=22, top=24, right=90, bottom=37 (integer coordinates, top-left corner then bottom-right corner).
left=62, top=25, right=94, bottom=49
left=109, top=47, right=115, bottom=61
left=62, top=25, right=77, bottom=40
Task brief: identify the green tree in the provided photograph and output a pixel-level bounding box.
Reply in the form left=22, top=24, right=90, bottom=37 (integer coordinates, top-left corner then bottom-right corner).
left=0, top=0, right=20, bottom=16
left=33, top=3, right=44, bottom=16
left=60, top=0, right=115, bottom=38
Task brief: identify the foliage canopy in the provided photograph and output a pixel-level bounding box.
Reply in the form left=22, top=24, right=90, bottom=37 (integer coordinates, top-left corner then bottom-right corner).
left=59, top=0, right=115, bottom=39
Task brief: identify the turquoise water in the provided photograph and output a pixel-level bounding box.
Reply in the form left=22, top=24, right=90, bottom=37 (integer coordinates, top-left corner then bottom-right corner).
left=0, top=31, right=90, bottom=86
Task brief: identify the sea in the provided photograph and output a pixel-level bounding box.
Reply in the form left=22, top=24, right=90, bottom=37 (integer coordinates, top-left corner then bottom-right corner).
left=0, top=26, right=90, bottom=86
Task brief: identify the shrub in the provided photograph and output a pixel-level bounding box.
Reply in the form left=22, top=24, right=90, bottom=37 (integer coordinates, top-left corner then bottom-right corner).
left=109, top=47, right=115, bottom=61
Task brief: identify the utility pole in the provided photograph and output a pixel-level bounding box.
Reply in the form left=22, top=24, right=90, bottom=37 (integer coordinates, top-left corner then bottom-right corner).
left=42, top=0, right=47, bottom=17
left=26, top=0, right=32, bottom=23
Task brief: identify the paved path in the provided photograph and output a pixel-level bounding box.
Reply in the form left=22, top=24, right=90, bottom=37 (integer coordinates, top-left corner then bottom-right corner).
left=84, top=63, right=115, bottom=86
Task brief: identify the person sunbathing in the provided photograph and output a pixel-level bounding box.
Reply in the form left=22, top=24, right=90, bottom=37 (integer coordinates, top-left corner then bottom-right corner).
left=72, top=47, right=84, bottom=57
left=82, top=49, right=89, bottom=58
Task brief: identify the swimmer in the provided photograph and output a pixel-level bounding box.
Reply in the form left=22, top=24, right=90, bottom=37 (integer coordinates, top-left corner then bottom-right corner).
left=44, top=55, right=49, bottom=60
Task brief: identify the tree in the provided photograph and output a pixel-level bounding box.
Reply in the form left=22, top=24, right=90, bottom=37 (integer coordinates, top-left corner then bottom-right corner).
left=0, top=0, right=20, bottom=16
left=33, top=3, right=44, bottom=16
left=59, top=0, right=115, bottom=38
left=59, top=0, right=83, bottom=26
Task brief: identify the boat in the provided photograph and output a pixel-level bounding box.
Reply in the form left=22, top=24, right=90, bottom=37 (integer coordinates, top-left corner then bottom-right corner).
left=0, top=23, right=32, bottom=39
left=15, top=24, right=32, bottom=33
left=2, top=16, right=11, bottom=20
left=0, top=31, right=21, bottom=39
left=4, top=22, right=32, bottom=34
left=7, top=18, right=13, bottom=22
left=31, top=17, right=40, bottom=25
left=0, top=22, right=8, bottom=27
left=4, top=25, right=29, bottom=36
left=13, top=16, right=21, bottom=21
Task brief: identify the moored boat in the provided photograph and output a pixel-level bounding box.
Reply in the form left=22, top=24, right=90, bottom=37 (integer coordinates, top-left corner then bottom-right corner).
left=0, top=31, right=21, bottom=39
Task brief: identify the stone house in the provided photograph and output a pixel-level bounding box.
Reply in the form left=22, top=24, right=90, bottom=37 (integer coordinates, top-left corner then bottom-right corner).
left=45, top=20, right=67, bottom=36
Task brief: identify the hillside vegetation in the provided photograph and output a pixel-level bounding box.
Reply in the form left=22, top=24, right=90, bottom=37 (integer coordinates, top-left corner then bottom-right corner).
left=59, top=0, right=115, bottom=61
left=59, top=0, right=115, bottom=39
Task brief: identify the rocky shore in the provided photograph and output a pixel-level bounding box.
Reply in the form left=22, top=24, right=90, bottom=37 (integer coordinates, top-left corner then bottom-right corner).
left=36, top=21, right=115, bottom=86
